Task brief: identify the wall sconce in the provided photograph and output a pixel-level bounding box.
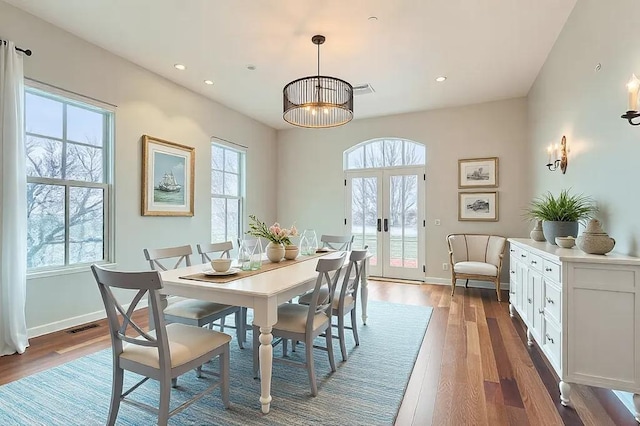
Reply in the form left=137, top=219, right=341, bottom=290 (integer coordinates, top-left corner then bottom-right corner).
left=546, top=136, right=568, bottom=174
left=622, top=74, right=640, bottom=125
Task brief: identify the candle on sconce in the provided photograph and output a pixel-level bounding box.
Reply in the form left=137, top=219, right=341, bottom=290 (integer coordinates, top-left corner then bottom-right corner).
left=547, top=144, right=552, bottom=163
left=627, top=74, right=640, bottom=111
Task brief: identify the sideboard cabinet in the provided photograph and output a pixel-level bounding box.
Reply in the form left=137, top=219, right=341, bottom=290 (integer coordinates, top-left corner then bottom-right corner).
left=508, top=238, right=640, bottom=421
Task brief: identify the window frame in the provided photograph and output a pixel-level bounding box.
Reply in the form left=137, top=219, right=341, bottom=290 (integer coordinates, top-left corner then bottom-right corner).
left=211, top=140, right=246, bottom=245
left=344, top=138, right=426, bottom=171
left=25, top=81, right=115, bottom=276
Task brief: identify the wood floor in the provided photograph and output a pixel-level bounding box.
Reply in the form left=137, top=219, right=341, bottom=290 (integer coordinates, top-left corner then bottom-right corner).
left=0, top=281, right=635, bottom=425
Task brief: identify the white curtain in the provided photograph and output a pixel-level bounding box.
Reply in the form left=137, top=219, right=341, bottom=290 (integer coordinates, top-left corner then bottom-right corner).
left=0, top=40, right=28, bottom=356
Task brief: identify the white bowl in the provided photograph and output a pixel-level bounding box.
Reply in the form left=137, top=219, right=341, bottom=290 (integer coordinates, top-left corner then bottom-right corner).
left=211, top=258, right=232, bottom=272
left=555, top=236, right=576, bottom=248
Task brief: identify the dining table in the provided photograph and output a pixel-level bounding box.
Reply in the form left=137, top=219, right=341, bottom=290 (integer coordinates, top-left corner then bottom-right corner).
left=158, top=250, right=371, bottom=414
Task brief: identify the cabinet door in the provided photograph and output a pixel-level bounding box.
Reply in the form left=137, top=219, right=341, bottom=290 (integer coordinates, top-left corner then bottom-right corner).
left=529, top=270, right=544, bottom=342
left=517, top=261, right=528, bottom=321
left=509, top=255, right=518, bottom=305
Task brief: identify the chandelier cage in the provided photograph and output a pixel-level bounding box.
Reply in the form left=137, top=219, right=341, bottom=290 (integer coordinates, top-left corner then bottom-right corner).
left=283, top=35, right=354, bottom=128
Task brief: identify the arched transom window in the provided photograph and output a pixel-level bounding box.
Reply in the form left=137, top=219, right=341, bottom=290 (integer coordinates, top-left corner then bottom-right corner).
left=344, top=138, right=425, bottom=170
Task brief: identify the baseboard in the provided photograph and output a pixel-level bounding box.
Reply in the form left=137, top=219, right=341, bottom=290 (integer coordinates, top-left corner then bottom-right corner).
left=27, top=296, right=181, bottom=338
left=424, top=277, right=510, bottom=291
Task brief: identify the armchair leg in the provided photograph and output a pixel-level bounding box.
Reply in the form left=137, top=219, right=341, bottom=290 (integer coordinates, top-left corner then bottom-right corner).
left=495, top=278, right=502, bottom=302
left=464, top=279, right=469, bottom=288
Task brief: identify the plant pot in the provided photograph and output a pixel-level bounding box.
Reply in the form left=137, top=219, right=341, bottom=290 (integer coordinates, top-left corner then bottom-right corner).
left=266, top=242, right=285, bottom=263
left=542, top=221, right=578, bottom=245
left=284, top=245, right=299, bottom=260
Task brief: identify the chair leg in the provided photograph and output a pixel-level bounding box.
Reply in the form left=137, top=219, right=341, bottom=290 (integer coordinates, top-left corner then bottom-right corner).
left=220, top=346, right=230, bottom=409
left=325, top=326, right=336, bottom=373
left=338, top=314, right=347, bottom=362
left=282, top=339, right=288, bottom=357
left=195, top=366, right=202, bottom=378
left=171, top=377, right=178, bottom=388
left=252, top=325, right=260, bottom=379
left=107, top=366, right=124, bottom=426
left=350, top=308, right=360, bottom=346
left=465, top=279, right=469, bottom=288
left=306, top=338, right=318, bottom=396
left=158, top=372, right=171, bottom=426
left=235, top=310, right=244, bottom=349
left=241, top=308, right=248, bottom=343
left=495, top=278, right=502, bottom=302
left=219, top=317, right=226, bottom=332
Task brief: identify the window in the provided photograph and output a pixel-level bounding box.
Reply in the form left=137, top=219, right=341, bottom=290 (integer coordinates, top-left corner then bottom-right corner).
left=25, top=86, right=113, bottom=271
left=344, top=138, right=426, bottom=170
left=211, top=142, right=244, bottom=245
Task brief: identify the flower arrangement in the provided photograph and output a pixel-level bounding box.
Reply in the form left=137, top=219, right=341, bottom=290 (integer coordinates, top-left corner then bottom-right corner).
left=247, top=215, right=298, bottom=245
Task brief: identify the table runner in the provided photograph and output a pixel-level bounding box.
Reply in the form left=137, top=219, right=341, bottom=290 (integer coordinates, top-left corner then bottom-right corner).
left=179, top=252, right=329, bottom=284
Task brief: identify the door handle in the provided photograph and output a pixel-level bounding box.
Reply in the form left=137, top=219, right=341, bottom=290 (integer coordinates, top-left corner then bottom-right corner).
left=383, top=218, right=388, bottom=232
left=377, top=218, right=382, bottom=232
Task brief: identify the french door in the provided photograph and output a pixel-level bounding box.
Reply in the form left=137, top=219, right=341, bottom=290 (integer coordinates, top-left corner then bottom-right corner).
left=346, top=167, right=425, bottom=280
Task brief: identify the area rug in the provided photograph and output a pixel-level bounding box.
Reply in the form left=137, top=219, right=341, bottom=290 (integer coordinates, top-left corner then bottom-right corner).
left=0, top=301, right=432, bottom=426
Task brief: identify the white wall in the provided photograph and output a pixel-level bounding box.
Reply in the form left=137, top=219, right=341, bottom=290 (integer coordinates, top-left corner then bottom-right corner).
left=528, top=0, right=640, bottom=256
left=276, top=98, right=531, bottom=282
left=0, top=2, right=277, bottom=334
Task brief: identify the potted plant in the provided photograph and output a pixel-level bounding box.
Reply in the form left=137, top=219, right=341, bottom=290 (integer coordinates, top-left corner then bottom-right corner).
left=524, top=189, right=597, bottom=245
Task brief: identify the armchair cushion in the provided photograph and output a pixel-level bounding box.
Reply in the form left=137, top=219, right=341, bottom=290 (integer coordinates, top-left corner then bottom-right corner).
left=453, top=261, right=498, bottom=277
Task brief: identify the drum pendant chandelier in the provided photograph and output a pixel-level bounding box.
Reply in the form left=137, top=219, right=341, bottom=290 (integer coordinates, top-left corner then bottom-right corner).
left=283, top=35, right=354, bottom=128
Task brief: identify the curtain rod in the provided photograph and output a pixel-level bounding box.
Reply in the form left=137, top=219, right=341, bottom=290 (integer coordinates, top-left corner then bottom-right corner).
left=1, top=40, right=32, bottom=56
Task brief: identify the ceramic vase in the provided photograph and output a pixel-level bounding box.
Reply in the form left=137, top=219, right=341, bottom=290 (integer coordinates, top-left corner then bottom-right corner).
left=530, top=220, right=546, bottom=242
left=284, top=245, right=299, bottom=260
left=576, top=219, right=616, bottom=255
left=266, top=242, right=285, bottom=262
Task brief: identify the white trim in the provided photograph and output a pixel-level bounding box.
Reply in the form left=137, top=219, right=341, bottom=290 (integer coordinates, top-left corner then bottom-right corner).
left=25, top=78, right=116, bottom=111
left=211, top=136, right=247, bottom=152
left=26, top=295, right=181, bottom=338
left=27, top=262, right=117, bottom=280
left=423, top=277, right=510, bottom=290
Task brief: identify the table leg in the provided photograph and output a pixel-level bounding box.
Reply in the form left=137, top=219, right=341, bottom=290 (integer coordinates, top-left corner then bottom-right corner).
left=259, top=326, right=273, bottom=414
left=361, top=259, right=369, bottom=325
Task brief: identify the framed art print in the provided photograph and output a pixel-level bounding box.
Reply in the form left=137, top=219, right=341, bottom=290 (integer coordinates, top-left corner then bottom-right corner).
left=458, top=191, right=498, bottom=221
left=458, top=157, right=498, bottom=188
left=141, top=135, right=195, bottom=216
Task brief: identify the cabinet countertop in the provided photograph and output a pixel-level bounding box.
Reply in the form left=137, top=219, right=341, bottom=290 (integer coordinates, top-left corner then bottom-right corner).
left=508, top=238, right=640, bottom=266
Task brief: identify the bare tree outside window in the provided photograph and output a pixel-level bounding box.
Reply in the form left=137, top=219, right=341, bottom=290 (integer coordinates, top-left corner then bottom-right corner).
left=25, top=89, right=112, bottom=270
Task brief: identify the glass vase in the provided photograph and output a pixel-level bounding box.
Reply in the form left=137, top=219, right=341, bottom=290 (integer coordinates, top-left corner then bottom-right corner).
left=299, top=229, right=318, bottom=256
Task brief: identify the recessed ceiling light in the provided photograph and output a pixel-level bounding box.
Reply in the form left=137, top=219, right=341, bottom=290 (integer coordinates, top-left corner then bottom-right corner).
left=435, top=76, right=447, bottom=82
left=204, top=80, right=214, bottom=85
left=247, top=64, right=256, bottom=71
left=174, top=64, right=186, bottom=71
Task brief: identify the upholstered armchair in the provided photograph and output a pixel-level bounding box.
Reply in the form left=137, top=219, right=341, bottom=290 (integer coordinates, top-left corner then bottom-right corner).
left=446, top=234, right=507, bottom=301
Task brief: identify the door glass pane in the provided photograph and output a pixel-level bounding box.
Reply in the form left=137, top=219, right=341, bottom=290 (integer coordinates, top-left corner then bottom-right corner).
left=27, top=183, right=65, bottom=268
left=389, top=175, right=418, bottom=269
left=383, top=140, right=402, bottom=167
left=351, top=177, right=378, bottom=266
left=404, top=142, right=426, bottom=165
left=69, top=187, right=104, bottom=263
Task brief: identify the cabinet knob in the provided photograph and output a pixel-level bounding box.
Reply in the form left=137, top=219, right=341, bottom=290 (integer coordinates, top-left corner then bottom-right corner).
left=510, top=270, right=515, bottom=274
left=545, top=267, right=552, bottom=272
left=531, top=260, right=537, bottom=265
left=546, top=297, right=554, bottom=304
left=510, top=249, right=515, bottom=253
left=538, top=308, right=544, bottom=314
left=528, top=298, right=532, bottom=304
left=545, top=333, right=555, bottom=344
left=521, top=254, right=526, bottom=258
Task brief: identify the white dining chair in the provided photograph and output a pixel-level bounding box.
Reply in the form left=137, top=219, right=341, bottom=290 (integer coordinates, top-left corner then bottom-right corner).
left=252, top=253, right=347, bottom=396
left=91, top=264, right=231, bottom=426
left=143, top=245, right=245, bottom=349
left=320, top=234, right=354, bottom=251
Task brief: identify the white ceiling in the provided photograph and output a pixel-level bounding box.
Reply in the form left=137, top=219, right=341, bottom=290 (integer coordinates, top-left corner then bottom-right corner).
left=4, top=0, right=577, bottom=130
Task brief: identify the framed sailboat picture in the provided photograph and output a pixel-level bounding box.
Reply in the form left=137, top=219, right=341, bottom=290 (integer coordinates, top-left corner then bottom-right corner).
left=141, top=135, right=195, bottom=216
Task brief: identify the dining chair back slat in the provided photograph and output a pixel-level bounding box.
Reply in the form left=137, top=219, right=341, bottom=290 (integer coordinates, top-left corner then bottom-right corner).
left=197, top=241, right=233, bottom=263
left=320, top=235, right=354, bottom=251
left=143, top=245, right=193, bottom=271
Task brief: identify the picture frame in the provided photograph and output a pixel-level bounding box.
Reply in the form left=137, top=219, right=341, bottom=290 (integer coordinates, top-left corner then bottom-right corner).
left=141, top=135, right=195, bottom=216
left=458, top=191, right=499, bottom=222
left=458, top=157, right=498, bottom=188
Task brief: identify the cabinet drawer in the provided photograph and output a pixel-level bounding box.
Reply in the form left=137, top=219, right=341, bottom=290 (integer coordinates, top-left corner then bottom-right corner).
left=528, top=253, right=543, bottom=272
left=543, top=318, right=561, bottom=373
left=543, top=259, right=561, bottom=282
left=544, top=280, right=561, bottom=324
